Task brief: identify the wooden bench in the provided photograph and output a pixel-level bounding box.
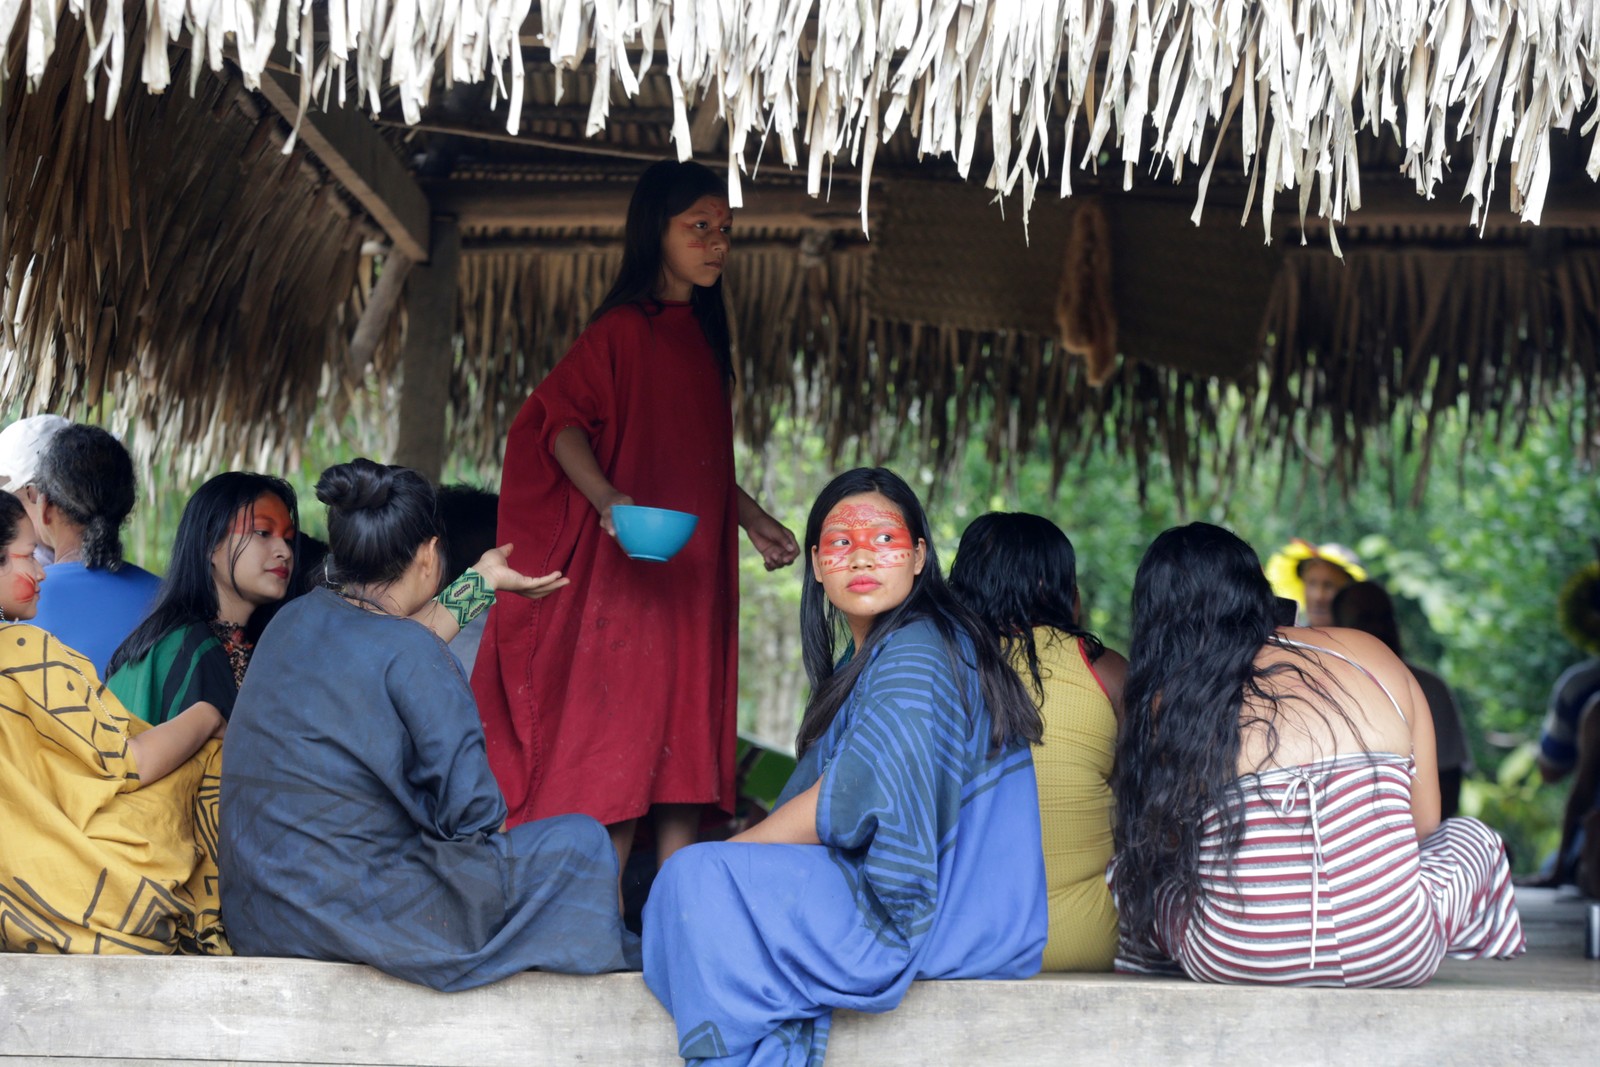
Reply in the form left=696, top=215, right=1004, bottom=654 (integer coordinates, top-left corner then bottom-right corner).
left=2, top=888, right=1594, bottom=1066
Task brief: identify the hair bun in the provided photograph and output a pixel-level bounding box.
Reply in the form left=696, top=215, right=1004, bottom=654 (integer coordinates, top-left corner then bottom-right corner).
left=315, top=459, right=394, bottom=512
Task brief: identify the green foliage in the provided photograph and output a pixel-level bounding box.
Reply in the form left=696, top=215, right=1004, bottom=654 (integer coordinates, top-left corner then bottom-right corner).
left=109, top=390, right=1597, bottom=874
left=733, top=394, right=1598, bottom=873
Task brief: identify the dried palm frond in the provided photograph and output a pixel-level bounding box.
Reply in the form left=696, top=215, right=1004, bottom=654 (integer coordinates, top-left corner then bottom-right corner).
left=0, top=17, right=395, bottom=479
left=3, top=2, right=1596, bottom=244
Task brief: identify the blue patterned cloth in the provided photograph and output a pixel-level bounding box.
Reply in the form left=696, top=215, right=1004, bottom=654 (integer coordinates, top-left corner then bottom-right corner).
left=219, top=589, right=638, bottom=990
left=643, top=616, right=1047, bottom=1066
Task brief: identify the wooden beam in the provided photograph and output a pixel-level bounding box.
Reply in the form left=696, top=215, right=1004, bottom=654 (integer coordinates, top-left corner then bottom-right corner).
left=460, top=237, right=872, bottom=257
left=347, top=251, right=413, bottom=374
left=435, top=182, right=869, bottom=231
left=256, top=70, right=432, bottom=262
left=393, top=218, right=460, bottom=481
left=377, top=119, right=687, bottom=167
left=689, top=101, right=721, bottom=155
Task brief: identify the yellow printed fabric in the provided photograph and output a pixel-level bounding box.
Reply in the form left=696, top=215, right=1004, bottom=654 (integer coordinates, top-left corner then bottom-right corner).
left=1026, top=629, right=1119, bottom=971
left=0, top=625, right=228, bottom=955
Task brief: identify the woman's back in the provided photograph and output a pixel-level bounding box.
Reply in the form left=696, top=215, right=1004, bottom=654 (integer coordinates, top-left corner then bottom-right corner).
left=1242, top=628, right=1433, bottom=810
left=221, top=588, right=634, bottom=990
left=1029, top=628, right=1118, bottom=971
left=1113, top=524, right=1522, bottom=988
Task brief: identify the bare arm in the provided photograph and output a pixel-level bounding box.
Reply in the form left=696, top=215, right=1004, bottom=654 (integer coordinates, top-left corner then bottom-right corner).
left=127, top=702, right=225, bottom=786
left=1402, top=663, right=1443, bottom=838
left=1089, top=647, right=1129, bottom=724
left=729, top=777, right=822, bottom=845
left=553, top=426, right=631, bottom=535
left=1552, top=697, right=1600, bottom=882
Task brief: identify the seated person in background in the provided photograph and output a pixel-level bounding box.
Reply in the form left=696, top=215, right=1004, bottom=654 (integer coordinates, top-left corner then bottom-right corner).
left=1266, top=537, right=1366, bottom=628
left=219, top=459, right=636, bottom=991
left=108, top=473, right=299, bottom=725
left=949, top=512, right=1125, bottom=971
left=25, top=424, right=161, bottom=674
left=290, top=531, right=329, bottom=598
left=1332, top=581, right=1472, bottom=818
left=1526, top=560, right=1600, bottom=890
left=1114, top=523, right=1523, bottom=986
left=1539, top=657, right=1600, bottom=784
left=0, top=493, right=228, bottom=955
left=435, top=484, right=500, bottom=676
left=0, top=413, right=70, bottom=564
left=1538, top=555, right=1600, bottom=782
left=1544, top=692, right=1600, bottom=896
left=644, top=468, right=1047, bottom=1067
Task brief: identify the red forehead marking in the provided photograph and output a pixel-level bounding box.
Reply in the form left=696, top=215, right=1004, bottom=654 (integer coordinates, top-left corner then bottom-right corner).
left=821, top=503, right=907, bottom=530
left=230, top=494, right=296, bottom=538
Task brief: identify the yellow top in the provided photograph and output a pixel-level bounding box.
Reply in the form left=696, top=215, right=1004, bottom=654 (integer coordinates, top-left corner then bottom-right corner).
left=1026, top=628, right=1118, bottom=971
left=0, top=624, right=227, bottom=954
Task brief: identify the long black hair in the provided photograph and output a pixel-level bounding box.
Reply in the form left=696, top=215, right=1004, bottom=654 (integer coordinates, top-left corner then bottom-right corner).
left=33, top=424, right=138, bottom=571
left=949, top=512, right=1105, bottom=702
left=1113, top=522, right=1353, bottom=944
left=109, top=472, right=299, bottom=675
left=795, top=468, right=1041, bottom=756
left=589, top=159, right=733, bottom=384
left=1331, top=581, right=1405, bottom=657
left=317, top=459, right=441, bottom=590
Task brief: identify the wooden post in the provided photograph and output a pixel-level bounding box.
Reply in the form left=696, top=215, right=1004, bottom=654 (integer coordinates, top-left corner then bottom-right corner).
left=393, top=217, right=460, bottom=482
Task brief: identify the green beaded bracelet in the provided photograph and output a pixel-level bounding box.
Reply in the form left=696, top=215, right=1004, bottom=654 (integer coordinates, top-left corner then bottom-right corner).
left=437, top=568, right=495, bottom=628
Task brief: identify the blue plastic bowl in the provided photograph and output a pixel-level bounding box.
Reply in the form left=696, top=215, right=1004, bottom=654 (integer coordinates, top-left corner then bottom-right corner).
left=611, top=505, right=699, bottom=562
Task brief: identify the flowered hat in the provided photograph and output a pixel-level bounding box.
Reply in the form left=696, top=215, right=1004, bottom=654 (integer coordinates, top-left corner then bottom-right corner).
left=1265, top=538, right=1368, bottom=614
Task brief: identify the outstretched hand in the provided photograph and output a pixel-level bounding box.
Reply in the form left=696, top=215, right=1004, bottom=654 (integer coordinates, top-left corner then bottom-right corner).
left=744, top=512, right=800, bottom=571
left=472, top=543, right=571, bottom=601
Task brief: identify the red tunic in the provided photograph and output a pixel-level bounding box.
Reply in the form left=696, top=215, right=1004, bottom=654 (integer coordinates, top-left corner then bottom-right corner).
left=472, top=302, right=739, bottom=827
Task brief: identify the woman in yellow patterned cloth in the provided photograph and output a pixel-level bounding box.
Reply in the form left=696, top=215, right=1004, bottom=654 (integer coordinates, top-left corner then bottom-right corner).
left=0, top=492, right=228, bottom=955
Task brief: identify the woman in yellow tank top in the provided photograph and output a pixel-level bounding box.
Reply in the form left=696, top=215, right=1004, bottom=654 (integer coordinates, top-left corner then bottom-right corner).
left=951, top=513, right=1126, bottom=970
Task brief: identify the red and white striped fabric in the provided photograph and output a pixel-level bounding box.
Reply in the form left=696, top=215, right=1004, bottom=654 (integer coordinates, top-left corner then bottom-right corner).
left=1114, top=753, right=1526, bottom=986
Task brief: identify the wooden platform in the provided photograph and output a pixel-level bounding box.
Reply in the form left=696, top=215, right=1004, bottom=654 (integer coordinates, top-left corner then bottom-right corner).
left=1, top=888, right=1594, bottom=1066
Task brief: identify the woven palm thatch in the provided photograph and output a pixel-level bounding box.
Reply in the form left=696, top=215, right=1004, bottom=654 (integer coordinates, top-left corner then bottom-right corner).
left=1, top=17, right=396, bottom=478
left=4, top=2, right=1597, bottom=241
left=1254, top=236, right=1600, bottom=495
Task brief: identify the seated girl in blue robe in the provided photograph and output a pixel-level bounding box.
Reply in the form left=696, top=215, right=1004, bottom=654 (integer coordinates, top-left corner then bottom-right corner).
left=219, top=459, right=638, bottom=990
left=643, top=467, right=1048, bottom=1066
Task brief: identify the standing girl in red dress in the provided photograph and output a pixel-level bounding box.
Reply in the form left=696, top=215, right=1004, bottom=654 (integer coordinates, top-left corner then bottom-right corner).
left=473, top=160, right=799, bottom=872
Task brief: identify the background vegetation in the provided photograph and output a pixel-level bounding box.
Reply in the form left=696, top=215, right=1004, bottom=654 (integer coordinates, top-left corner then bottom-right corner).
left=104, top=387, right=1597, bottom=873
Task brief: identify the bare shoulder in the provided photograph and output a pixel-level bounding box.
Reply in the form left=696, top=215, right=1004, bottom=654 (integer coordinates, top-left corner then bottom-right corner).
left=1089, top=644, right=1128, bottom=683
left=1281, top=626, right=1405, bottom=670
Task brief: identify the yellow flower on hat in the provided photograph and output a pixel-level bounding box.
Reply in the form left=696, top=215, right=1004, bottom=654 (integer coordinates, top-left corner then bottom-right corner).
left=1265, top=538, right=1368, bottom=614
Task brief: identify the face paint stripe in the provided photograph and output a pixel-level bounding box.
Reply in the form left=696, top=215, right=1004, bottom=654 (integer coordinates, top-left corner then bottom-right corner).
left=817, top=501, right=915, bottom=574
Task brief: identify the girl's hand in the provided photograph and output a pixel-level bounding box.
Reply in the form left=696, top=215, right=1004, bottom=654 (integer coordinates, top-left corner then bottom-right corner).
left=596, top=492, right=635, bottom=538
left=744, top=511, right=800, bottom=571
left=473, top=544, right=572, bottom=601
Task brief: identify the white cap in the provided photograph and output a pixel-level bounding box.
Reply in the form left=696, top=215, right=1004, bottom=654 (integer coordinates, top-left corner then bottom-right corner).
left=0, top=415, right=72, bottom=492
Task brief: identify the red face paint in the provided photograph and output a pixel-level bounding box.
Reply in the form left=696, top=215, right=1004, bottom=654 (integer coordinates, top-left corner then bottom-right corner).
left=231, top=494, right=296, bottom=540
left=817, top=503, right=915, bottom=574
left=6, top=556, right=39, bottom=605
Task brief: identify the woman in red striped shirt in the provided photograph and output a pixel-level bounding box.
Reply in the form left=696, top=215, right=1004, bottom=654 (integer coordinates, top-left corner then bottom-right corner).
left=1112, top=523, right=1524, bottom=986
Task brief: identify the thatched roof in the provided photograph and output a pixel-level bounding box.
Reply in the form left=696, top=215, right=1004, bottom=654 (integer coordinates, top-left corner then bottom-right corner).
left=2, top=17, right=396, bottom=478
left=9, top=1, right=1597, bottom=234
left=2, top=3, right=1598, bottom=495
